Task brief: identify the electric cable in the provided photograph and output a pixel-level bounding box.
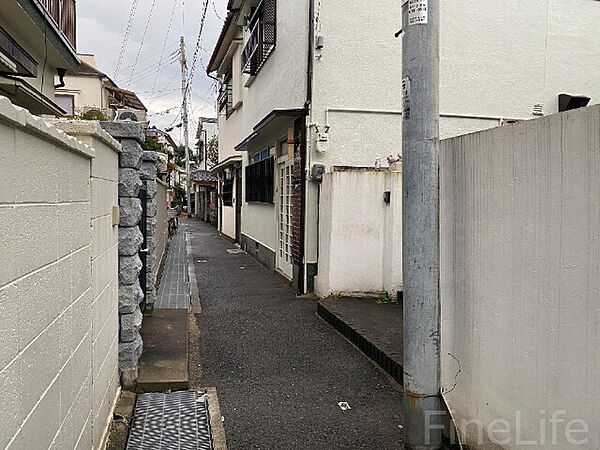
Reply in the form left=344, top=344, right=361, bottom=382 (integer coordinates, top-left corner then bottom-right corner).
left=114, top=0, right=140, bottom=80
left=149, top=0, right=179, bottom=102
left=127, top=0, right=159, bottom=88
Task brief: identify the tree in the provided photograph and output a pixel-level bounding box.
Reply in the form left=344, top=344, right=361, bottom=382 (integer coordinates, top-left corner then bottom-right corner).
left=174, top=145, right=197, bottom=167
left=206, top=136, right=219, bottom=169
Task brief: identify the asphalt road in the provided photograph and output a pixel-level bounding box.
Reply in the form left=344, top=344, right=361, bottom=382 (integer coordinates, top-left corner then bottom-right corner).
left=186, top=220, right=405, bottom=449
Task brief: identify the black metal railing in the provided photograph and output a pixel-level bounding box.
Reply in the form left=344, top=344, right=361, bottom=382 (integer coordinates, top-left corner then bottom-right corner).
left=241, top=0, right=276, bottom=76
left=217, top=74, right=233, bottom=118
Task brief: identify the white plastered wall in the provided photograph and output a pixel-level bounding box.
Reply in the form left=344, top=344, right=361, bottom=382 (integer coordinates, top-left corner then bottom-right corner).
left=314, top=170, right=402, bottom=297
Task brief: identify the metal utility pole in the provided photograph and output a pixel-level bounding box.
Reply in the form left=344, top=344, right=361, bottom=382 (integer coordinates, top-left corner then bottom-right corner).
left=401, top=0, right=442, bottom=448
left=180, top=35, right=192, bottom=218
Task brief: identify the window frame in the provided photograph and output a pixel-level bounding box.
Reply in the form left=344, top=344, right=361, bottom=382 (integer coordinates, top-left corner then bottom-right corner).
left=222, top=177, right=234, bottom=206
left=245, top=156, right=274, bottom=204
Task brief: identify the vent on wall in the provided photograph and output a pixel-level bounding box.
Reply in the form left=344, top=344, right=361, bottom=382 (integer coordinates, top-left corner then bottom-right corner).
left=558, top=94, right=590, bottom=112
left=533, top=104, right=544, bottom=116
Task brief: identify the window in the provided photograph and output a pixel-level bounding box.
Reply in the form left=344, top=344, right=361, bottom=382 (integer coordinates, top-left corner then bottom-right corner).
left=252, top=147, right=271, bottom=163
left=218, top=70, right=233, bottom=118
left=245, top=156, right=274, bottom=203
left=222, top=178, right=233, bottom=206
left=241, top=0, right=276, bottom=76
left=55, top=94, right=74, bottom=116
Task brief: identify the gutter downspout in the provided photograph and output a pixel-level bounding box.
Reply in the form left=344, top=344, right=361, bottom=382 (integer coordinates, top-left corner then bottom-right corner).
left=302, top=0, right=315, bottom=294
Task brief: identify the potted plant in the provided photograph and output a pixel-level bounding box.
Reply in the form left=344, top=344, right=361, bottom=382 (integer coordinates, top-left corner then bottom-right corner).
left=387, top=154, right=402, bottom=172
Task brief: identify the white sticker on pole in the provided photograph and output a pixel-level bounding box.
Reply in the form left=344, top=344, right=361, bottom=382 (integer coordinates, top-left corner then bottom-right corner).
left=408, top=0, right=428, bottom=25
left=402, top=76, right=411, bottom=120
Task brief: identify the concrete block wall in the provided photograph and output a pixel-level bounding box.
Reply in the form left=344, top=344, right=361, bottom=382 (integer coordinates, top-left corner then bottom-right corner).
left=0, top=97, right=120, bottom=449
left=440, top=105, right=600, bottom=448
left=99, top=122, right=145, bottom=386
left=51, top=120, right=122, bottom=449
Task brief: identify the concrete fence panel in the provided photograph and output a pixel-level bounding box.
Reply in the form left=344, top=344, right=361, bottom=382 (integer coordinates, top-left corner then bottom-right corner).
left=155, top=178, right=169, bottom=278
left=0, top=98, right=121, bottom=449
left=440, top=105, right=600, bottom=449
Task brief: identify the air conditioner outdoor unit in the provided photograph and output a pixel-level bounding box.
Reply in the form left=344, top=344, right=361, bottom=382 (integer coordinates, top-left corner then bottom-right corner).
left=116, top=108, right=144, bottom=122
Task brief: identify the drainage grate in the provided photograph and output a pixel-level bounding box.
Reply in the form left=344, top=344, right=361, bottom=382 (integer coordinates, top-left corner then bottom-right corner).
left=127, top=391, right=213, bottom=450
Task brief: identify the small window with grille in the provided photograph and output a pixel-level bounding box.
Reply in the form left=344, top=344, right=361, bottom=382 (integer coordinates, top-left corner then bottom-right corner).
left=222, top=178, right=234, bottom=206
left=218, top=69, right=234, bottom=118
left=245, top=156, right=274, bottom=203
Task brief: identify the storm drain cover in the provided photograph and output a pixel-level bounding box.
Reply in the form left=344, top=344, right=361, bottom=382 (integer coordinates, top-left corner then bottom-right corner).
left=127, top=391, right=212, bottom=450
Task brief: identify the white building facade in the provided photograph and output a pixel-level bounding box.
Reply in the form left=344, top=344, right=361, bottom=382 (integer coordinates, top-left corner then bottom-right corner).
left=209, top=0, right=600, bottom=295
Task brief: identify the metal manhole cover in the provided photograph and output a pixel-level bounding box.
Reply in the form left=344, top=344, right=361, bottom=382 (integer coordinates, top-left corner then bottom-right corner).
left=127, top=391, right=212, bottom=450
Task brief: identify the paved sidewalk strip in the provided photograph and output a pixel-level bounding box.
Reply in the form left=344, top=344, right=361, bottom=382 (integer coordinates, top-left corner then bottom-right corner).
left=126, top=391, right=212, bottom=450
left=156, top=227, right=190, bottom=309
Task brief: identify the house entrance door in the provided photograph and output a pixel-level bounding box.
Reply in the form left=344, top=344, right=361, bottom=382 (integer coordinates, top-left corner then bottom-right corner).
left=277, top=159, right=293, bottom=279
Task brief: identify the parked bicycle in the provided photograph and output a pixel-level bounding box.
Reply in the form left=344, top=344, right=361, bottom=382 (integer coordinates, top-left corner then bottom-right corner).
left=168, top=208, right=179, bottom=236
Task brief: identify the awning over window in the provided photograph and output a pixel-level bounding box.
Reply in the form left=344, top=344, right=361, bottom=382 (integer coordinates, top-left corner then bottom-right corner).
left=235, top=108, right=305, bottom=151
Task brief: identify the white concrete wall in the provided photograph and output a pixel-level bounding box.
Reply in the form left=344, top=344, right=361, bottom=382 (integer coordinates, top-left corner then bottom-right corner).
left=440, top=105, right=600, bottom=449
left=314, top=170, right=402, bottom=297
left=0, top=98, right=121, bottom=450
left=155, top=179, right=169, bottom=276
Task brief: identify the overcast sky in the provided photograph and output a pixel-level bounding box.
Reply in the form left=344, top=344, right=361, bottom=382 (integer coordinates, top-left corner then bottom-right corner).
left=77, top=0, right=227, bottom=145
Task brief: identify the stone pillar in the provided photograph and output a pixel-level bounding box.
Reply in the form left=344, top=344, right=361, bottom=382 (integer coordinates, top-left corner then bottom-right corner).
left=100, top=122, right=145, bottom=389
left=141, top=150, right=158, bottom=308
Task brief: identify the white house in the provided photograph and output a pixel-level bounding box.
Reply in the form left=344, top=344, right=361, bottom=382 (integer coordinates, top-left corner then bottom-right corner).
left=208, top=0, right=600, bottom=295
left=54, top=53, right=147, bottom=122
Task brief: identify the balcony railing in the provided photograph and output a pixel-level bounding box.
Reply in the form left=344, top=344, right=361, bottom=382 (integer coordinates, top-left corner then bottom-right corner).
left=241, top=0, right=276, bottom=77
left=39, top=0, right=76, bottom=49
left=218, top=75, right=233, bottom=118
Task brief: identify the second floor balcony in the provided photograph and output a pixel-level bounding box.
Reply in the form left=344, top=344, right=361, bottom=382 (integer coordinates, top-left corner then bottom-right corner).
left=241, top=0, right=276, bottom=77
left=39, top=0, right=76, bottom=49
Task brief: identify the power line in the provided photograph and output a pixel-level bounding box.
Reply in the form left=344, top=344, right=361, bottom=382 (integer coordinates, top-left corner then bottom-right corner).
left=185, top=0, right=210, bottom=97
left=127, top=0, right=158, bottom=88
left=150, top=0, right=179, bottom=103
left=212, top=0, right=223, bottom=21
left=114, top=0, right=140, bottom=80
left=123, top=53, right=179, bottom=82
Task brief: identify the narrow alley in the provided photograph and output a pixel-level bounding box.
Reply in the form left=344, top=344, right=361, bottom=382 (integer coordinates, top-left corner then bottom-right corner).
left=186, top=220, right=405, bottom=449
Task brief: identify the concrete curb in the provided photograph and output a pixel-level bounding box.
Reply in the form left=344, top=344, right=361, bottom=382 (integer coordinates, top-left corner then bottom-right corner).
left=317, top=300, right=404, bottom=385
left=205, top=387, right=228, bottom=450
left=186, top=229, right=202, bottom=314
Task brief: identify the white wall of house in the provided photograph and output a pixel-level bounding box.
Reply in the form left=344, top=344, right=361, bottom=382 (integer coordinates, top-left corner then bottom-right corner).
left=309, top=0, right=403, bottom=168
left=314, top=169, right=402, bottom=298
left=440, top=0, right=600, bottom=136
left=307, top=0, right=600, bottom=295
left=440, top=106, right=600, bottom=449
left=57, top=75, right=103, bottom=113
left=239, top=0, right=309, bottom=134
left=0, top=97, right=121, bottom=449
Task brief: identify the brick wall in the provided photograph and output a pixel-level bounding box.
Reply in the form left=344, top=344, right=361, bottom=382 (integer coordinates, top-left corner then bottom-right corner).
left=291, top=117, right=305, bottom=267
left=0, top=98, right=121, bottom=448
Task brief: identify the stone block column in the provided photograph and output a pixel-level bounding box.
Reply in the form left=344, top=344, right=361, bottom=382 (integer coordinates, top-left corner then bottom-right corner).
left=141, top=149, right=158, bottom=307
left=100, top=122, right=145, bottom=389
